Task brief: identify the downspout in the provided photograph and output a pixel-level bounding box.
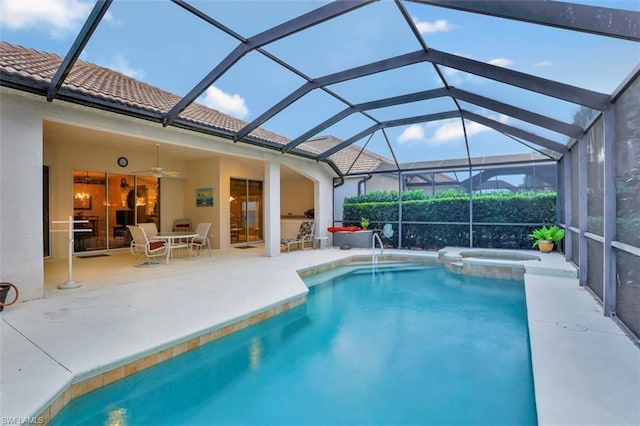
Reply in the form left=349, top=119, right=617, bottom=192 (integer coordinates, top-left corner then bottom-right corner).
left=333, top=177, right=344, bottom=228
left=358, top=174, right=372, bottom=196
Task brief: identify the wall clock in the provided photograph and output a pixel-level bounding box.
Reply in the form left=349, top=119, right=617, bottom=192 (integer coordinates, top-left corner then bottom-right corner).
left=117, top=156, right=128, bottom=167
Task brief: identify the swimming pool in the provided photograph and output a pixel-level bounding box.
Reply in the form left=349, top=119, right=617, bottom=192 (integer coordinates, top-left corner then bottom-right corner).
left=51, top=263, right=537, bottom=425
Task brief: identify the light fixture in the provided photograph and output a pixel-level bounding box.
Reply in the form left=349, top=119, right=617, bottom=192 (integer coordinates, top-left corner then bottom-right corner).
left=74, top=192, right=91, bottom=200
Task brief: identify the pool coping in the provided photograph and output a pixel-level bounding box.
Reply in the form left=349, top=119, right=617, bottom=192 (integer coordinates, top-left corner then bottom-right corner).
left=34, top=296, right=307, bottom=423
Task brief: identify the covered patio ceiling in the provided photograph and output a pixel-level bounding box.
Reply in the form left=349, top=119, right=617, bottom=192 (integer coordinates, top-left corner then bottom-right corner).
left=1, top=0, right=638, bottom=177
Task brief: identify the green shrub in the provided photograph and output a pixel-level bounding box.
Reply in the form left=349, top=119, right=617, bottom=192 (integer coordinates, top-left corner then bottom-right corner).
left=343, top=190, right=557, bottom=249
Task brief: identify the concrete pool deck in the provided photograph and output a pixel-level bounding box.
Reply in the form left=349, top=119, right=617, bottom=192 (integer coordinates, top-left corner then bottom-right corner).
left=1, top=246, right=638, bottom=424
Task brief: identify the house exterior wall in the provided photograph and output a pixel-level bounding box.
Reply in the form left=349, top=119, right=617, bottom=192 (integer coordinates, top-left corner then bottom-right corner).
left=281, top=178, right=314, bottom=217
left=0, top=87, right=336, bottom=301
left=0, top=90, right=45, bottom=301
left=184, top=157, right=220, bottom=248
left=333, top=174, right=399, bottom=226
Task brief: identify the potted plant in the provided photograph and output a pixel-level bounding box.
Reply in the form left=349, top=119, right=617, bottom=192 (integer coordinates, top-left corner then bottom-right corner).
left=529, top=225, right=565, bottom=253
left=360, top=217, right=370, bottom=230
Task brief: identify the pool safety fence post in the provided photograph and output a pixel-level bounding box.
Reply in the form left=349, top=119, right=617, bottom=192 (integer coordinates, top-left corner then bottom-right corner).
left=52, top=216, right=91, bottom=290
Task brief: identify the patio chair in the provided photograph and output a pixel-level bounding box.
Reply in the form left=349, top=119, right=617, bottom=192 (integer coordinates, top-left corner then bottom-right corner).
left=127, top=225, right=167, bottom=266
left=282, top=220, right=316, bottom=252
left=189, top=222, right=212, bottom=256
left=130, top=222, right=158, bottom=254
left=172, top=218, right=192, bottom=232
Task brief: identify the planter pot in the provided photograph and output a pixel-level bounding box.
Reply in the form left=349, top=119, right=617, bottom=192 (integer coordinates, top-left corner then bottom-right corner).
left=538, top=241, right=554, bottom=253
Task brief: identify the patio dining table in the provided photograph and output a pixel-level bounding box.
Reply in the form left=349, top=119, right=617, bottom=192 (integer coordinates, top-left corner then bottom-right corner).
left=156, top=232, right=198, bottom=262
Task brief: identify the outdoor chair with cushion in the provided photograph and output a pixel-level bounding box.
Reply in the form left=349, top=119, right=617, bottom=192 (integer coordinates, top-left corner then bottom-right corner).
left=172, top=218, right=192, bottom=232
left=130, top=222, right=159, bottom=254
left=189, top=222, right=212, bottom=256
left=127, top=225, right=167, bottom=266
left=172, top=218, right=192, bottom=243
left=281, top=220, right=316, bottom=252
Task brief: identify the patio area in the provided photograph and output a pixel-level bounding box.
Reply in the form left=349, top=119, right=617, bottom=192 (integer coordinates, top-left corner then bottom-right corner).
left=2, top=247, right=639, bottom=424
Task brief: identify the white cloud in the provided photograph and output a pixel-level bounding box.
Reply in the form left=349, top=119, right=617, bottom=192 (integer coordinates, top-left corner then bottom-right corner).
left=429, top=119, right=468, bottom=145
left=397, top=124, right=425, bottom=144
left=107, top=55, right=144, bottom=80
left=398, top=113, right=510, bottom=146
left=429, top=113, right=509, bottom=144
left=412, top=17, right=456, bottom=34
left=489, top=57, right=514, bottom=67
left=0, top=0, right=93, bottom=38
left=200, top=86, right=249, bottom=119
left=534, top=60, right=553, bottom=67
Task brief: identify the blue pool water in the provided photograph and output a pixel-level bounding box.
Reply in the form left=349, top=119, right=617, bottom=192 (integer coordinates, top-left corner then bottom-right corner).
left=51, top=264, right=537, bottom=425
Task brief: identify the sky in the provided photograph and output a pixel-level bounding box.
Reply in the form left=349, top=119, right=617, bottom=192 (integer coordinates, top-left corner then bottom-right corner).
left=1, top=0, right=638, bottom=165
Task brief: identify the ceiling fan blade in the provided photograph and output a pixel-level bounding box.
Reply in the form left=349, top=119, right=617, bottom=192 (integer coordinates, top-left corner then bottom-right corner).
left=130, top=144, right=180, bottom=178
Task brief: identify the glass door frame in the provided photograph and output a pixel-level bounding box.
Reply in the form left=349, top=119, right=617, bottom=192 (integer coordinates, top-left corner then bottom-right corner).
left=71, top=170, right=160, bottom=254
left=230, top=178, right=263, bottom=245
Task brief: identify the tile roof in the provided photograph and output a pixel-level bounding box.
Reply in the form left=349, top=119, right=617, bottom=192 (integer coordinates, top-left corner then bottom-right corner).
left=0, top=42, right=288, bottom=146
left=298, top=135, right=395, bottom=175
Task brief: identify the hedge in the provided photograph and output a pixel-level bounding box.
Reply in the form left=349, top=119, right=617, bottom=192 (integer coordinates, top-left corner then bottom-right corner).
left=343, top=190, right=557, bottom=250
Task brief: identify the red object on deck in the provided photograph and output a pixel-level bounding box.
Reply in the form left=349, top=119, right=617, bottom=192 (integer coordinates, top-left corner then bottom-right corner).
left=327, top=226, right=361, bottom=233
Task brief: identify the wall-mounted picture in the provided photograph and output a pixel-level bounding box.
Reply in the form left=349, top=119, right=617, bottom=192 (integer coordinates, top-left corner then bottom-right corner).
left=196, top=187, right=213, bottom=207
left=73, top=195, right=92, bottom=210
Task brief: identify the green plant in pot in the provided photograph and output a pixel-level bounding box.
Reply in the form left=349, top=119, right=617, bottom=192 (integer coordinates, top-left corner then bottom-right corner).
left=529, top=225, right=565, bottom=253
left=360, top=217, right=370, bottom=229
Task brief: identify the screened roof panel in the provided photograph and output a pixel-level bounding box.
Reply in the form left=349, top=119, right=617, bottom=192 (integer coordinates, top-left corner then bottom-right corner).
left=366, top=97, right=458, bottom=122
left=79, top=0, right=239, bottom=98
left=439, top=66, right=593, bottom=124
left=266, top=1, right=420, bottom=76
left=327, top=62, right=442, bottom=104
left=1, top=0, right=637, bottom=177
left=256, top=88, right=351, bottom=139
left=345, top=132, right=398, bottom=174
left=457, top=101, right=572, bottom=146
left=203, top=50, right=307, bottom=122
left=187, top=1, right=325, bottom=37
left=466, top=126, right=553, bottom=160
left=313, top=113, right=380, bottom=144
left=405, top=1, right=639, bottom=94
left=383, top=119, right=471, bottom=163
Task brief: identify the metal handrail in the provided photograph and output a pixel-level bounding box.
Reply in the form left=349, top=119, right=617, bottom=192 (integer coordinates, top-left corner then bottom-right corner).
left=372, top=232, right=384, bottom=266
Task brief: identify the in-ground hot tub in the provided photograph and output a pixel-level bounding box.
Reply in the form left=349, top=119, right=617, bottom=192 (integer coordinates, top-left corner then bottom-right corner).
left=439, top=248, right=540, bottom=279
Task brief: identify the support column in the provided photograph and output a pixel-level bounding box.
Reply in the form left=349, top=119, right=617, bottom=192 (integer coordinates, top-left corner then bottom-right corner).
left=578, top=136, right=588, bottom=286
left=603, top=107, right=617, bottom=316
left=264, top=160, right=281, bottom=257
left=469, top=168, right=474, bottom=248
left=563, top=153, right=573, bottom=261
left=315, top=171, right=333, bottom=248
left=398, top=172, right=403, bottom=249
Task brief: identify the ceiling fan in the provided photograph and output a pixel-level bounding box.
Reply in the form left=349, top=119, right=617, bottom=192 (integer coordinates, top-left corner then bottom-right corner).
left=133, top=143, right=180, bottom=178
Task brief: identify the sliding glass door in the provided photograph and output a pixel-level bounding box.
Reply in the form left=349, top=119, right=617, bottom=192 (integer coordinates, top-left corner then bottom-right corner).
left=72, top=170, right=159, bottom=253
left=230, top=178, right=263, bottom=244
